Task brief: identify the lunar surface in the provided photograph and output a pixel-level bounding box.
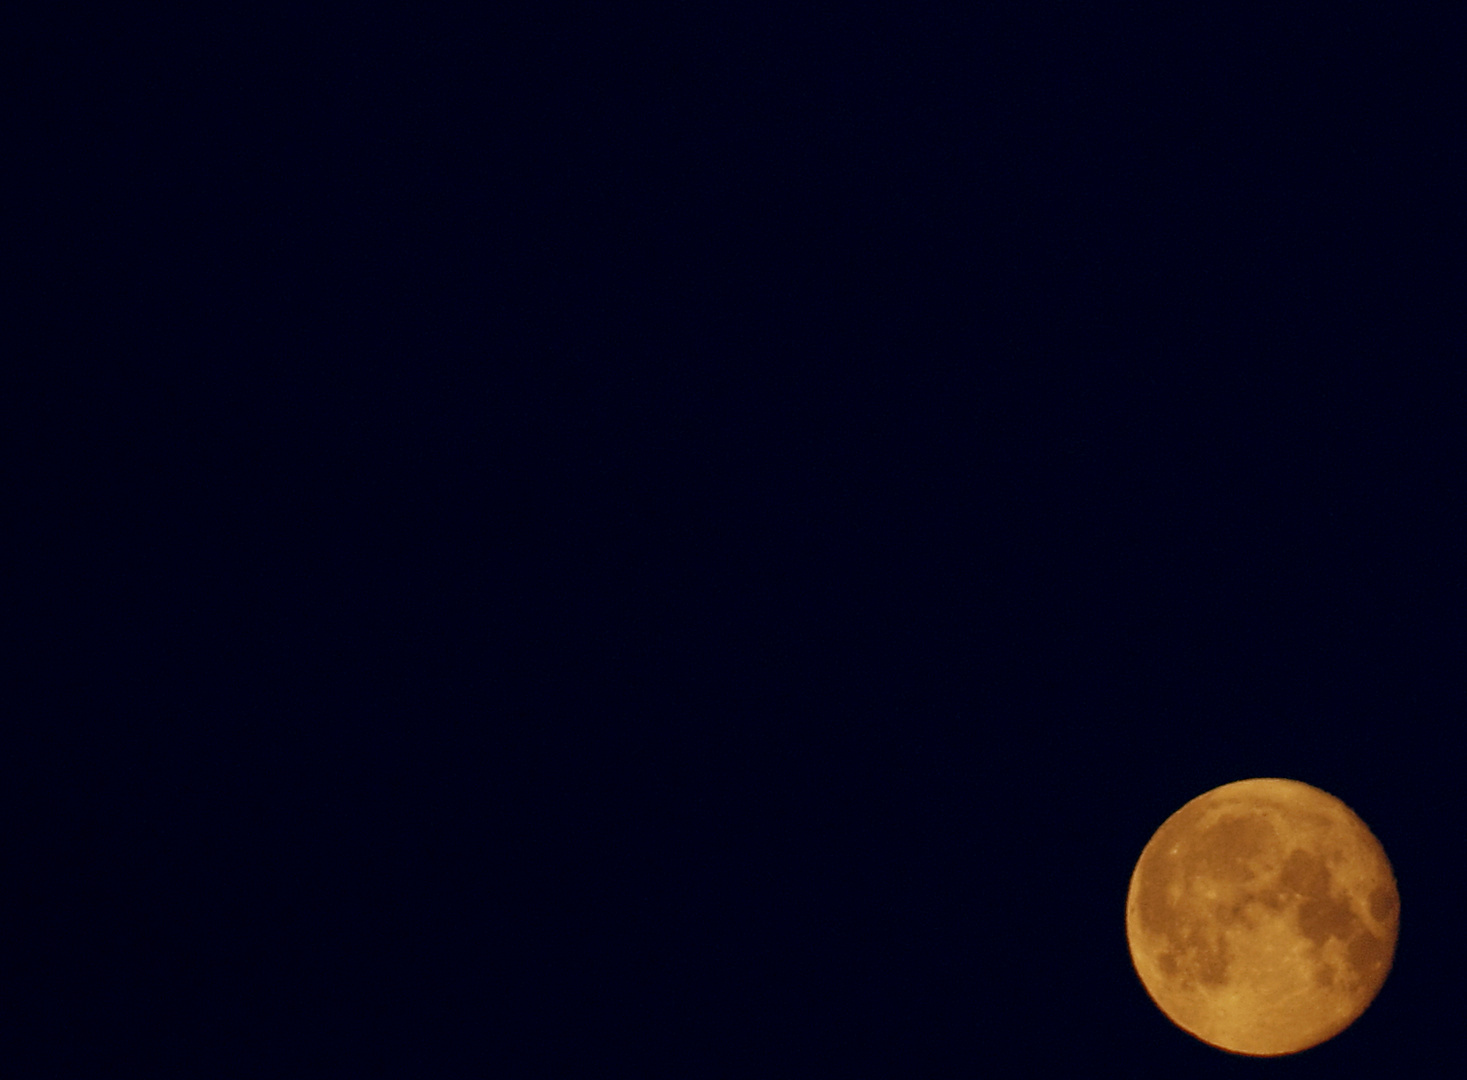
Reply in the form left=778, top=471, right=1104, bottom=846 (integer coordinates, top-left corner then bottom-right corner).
left=1126, top=778, right=1398, bottom=1056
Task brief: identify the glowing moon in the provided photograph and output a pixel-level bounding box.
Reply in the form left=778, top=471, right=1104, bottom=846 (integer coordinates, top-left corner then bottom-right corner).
left=1126, top=778, right=1398, bottom=1056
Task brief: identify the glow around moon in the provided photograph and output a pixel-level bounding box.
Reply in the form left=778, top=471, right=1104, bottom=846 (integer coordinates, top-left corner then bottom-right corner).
left=1126, top=778, right=1398, bottom=1056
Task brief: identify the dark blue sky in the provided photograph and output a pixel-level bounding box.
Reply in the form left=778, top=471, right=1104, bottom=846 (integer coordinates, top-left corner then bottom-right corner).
left=12, top=5, right=1463, bottom=1074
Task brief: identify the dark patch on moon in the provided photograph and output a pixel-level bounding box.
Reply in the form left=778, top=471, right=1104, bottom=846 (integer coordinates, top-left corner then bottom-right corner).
left=1280, top=848, right=1331, bottom=898
left=1253, top=886, right=1286, bottom=911
left=1134, top=849, right=1177, bottom=940
left=1190, top=814, right=1274, bottom=881
left=1348, top=930, right=1388, bottom=977
left=1177, top=922, right=1230, bottom=986
left=1369, top=884, right=1399, bottom=927
left=1193, top=938, right=1229, bottom=985
left=1297, top=895, right=1355, bottom=945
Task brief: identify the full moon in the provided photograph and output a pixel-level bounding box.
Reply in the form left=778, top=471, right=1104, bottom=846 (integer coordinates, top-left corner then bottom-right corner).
left=1126, top=778, right=1398, bottom=1056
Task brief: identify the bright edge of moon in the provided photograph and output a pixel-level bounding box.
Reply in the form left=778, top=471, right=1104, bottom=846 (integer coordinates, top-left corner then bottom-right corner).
left=1126, top=777, right=1398, bottom=1057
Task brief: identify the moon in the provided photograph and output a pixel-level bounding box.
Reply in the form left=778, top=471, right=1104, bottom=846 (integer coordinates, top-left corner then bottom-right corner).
left=1125, top=778, right=1398, bottom=1056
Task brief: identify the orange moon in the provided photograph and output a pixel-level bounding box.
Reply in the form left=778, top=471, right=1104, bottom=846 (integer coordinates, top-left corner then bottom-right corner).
left=1126, top=778, right=1399, bottom=1056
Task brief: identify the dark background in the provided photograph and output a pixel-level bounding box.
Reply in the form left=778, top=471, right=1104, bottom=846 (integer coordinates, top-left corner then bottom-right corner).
left=12, top=4, right=1465, bottom=1075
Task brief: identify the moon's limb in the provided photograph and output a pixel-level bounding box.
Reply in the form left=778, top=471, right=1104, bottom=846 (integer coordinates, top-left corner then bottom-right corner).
left=1126, top=778, right=1398, bottom=1056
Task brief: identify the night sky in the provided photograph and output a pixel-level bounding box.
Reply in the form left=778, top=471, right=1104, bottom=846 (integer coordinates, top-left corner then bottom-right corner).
left=13, top=5, right=1465, bottom=1074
